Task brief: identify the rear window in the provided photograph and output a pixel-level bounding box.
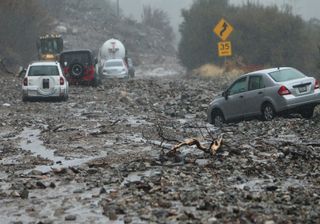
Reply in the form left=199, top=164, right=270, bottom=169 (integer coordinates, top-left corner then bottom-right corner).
left=268, top=68, right=305, bottom=82
left=60, top=51, right=91, bottom=66
left=28, top=65, right=59, bottom=76
left=105, top=61, right=123, bottom=67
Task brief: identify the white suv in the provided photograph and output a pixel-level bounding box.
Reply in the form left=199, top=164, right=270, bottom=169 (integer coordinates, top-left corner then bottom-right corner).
left=22, top=61, right=69, bottom=102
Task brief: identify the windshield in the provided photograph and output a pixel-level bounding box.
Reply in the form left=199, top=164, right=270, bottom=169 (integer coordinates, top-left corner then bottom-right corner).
left=40, top=38, right=62, bottom=54
left=269, top=68, right=306, bottom=82
left=28, top=65, right=59, bottom=76
left=105, top=61, right=123, bottom=67
left=60, top=51, right=92, bottom=67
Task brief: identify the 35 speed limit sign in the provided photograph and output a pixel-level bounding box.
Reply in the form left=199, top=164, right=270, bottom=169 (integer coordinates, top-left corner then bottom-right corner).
left=218, top=41, right=232, bottom=57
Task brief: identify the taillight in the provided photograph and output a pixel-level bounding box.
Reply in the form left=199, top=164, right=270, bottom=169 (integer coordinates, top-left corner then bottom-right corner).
left=278, top=86, right=291, bottom=95
left=60, top=77, right=64, bottom=85
left=23, top=77, right=28, bottom=86
left=315, top=80, right=319, bottom=89
left=89, top=65, right=95, bottom=76
left=63, top=67, right=69, bottom=75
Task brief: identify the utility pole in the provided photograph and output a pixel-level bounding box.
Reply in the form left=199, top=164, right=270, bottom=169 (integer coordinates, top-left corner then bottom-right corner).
left=117, top=0, right=120, bottom=17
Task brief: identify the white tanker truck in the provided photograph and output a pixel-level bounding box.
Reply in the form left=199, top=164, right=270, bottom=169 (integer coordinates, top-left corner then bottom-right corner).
left=97, top=38, right=127, bottom=75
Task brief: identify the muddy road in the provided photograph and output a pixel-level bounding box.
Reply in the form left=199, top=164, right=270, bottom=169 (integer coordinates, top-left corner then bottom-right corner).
left=0, top=69, right=320, bottom=224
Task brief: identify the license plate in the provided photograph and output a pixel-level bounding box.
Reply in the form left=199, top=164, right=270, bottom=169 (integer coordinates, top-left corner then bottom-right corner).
left=43, top=79, right=49, bottom=89
left=299, top=86, right=307, bottom=93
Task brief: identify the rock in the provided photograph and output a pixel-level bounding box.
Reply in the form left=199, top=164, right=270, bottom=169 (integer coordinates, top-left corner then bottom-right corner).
left=264, top=221, right=275, bottom=224
left=157, top=199, right=172, bottom=208
left=73, top=189, right=84, bottom=194
left=100, top=187, right=107, bottom=194
left=266, top=185, right=278, bottom=192
left=87, top=168, right=98, bottom=174
left=36, top=181, right=47, bottom=189
left=65, top=215, right=77, bottom=221
left=54, top=208, right=65, bottom=217
left=37, top=219, right=54, bottom=224
left=29, top=170, right=44, bottom=176
left=208, top=217, right=218, bottom=224
left=55, top=25, right=68, bottom=34
left=20, top=189, right=29, bottom=199
left=107, top=210, right=117, bottom=221
left=195, top=159, right=210, bottom=167
left=11, top=191, right=20, bottom=198
left=124, top=216, right=132, bottom=224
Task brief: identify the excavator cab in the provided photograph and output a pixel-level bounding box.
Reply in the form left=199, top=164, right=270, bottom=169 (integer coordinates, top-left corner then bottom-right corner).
left=37, top=34, right=63, bottom=61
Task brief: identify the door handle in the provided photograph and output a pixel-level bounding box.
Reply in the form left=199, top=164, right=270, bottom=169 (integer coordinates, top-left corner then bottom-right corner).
left=258, top=91, right=263, bottom=94
left=239, top=95, right=244, bottom=98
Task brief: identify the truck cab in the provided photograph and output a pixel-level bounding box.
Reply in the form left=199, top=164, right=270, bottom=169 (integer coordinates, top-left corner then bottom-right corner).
left=37, top=34, right=63, bottom=61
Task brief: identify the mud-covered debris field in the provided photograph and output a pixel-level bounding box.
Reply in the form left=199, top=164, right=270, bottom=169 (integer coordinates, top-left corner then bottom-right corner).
left=1, top=71, right=320, bottom=224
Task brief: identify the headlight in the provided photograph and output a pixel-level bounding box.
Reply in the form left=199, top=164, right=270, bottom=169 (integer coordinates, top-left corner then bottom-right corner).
left=45, top=54, right=55, bottom=60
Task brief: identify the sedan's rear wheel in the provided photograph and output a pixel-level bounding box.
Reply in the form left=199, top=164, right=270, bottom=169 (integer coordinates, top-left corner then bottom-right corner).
left=300, top=106, right=314, bottom=119
left=212, top=110, right=224, bottom=127
left=262, top=103, right=275, bottom=121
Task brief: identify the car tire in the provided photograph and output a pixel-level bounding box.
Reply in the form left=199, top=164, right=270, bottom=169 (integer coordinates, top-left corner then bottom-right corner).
left=300, top=106, right=314, bottom=119
left=212, top=110, right=225, bottom=127
left=92, top=76, right=100, bottom=87
left=262, top=103, right=275, bottom=121
left=70, top=63, right=84, bottom=78
left=63, top=94, right=68, bottom=102
left=22, top=96, right=28, bottom=102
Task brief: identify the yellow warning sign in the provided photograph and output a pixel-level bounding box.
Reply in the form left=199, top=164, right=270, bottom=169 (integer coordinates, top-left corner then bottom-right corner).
left=218, top=41, right=232, bottom=57
left=214, top=18, right=234, bottom=41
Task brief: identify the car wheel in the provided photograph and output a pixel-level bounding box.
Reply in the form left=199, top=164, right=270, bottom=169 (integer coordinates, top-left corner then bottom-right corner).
left=262, top=103, right=275, bottom=121
left=92, top=76, right=99, bottom=87
left=70, top=63, right=84, bottom=78
left=212, top=110, right=224, bottom=127
left=22, top=96, right=28, bottom=102
left=300, top=106, right=314, bottom=119
left=63, top=94, right=68, bottom=102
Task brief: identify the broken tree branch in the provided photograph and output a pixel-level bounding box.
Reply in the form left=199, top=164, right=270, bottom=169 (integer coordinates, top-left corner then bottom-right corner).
left=169, top=134, right=224, bottom=157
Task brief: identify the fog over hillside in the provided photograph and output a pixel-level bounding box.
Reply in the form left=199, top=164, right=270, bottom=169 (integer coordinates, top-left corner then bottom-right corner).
left=118, top=0, right=320, bottom=43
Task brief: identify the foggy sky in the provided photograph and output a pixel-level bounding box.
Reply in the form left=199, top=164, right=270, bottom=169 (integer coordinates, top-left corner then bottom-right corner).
left=117, top=0, right=320, bottom=42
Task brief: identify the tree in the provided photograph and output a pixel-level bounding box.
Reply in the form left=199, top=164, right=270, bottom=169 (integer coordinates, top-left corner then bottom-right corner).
left=0, top=0, right=51, bottom=64
left=142, top=5, right=175, bottom=43
left=178, top=0, right=320, bottom=75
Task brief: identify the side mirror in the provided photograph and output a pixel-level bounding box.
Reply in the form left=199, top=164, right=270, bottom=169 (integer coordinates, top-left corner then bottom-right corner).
left=222, top=91, right=229, bottom=100
left=19, top=68, right=27, bottom=77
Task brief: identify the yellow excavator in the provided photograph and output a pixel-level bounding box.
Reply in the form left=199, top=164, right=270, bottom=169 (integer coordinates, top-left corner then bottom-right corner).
left=37, top=34, right=63, bottom=61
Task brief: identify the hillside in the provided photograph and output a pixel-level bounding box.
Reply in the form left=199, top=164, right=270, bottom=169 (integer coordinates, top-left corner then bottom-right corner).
left=0, top=0, right=176, bottom=72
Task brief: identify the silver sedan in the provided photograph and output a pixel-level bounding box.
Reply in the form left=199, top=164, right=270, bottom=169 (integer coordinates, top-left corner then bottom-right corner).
left=208, top=67, right=320, bottom=126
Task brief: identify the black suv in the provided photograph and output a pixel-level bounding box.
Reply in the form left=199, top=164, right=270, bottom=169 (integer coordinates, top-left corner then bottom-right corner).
left=59, top=49, right=100, bottom=86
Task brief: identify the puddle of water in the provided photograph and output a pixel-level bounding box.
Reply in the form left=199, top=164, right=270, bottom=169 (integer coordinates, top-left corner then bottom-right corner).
left=233, top=177, right=308, bottom=192
left=0, top=131, right=15, bottom=138
left=126, top=116, right=153, bottom=127
left=270, top=134, right=301, bottom=144
left=233, top=178, right=272, bottom=191
left=17, top=128, right=100, bottom=173
left=121, top=169, right=161, bottom=187
left=0, top=182, right=113, bottom=224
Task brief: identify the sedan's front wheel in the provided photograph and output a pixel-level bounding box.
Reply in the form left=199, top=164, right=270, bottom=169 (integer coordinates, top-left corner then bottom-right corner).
left=212, top=110, right=225, bottom=127
left=262, top=103, right=275, bottom=121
